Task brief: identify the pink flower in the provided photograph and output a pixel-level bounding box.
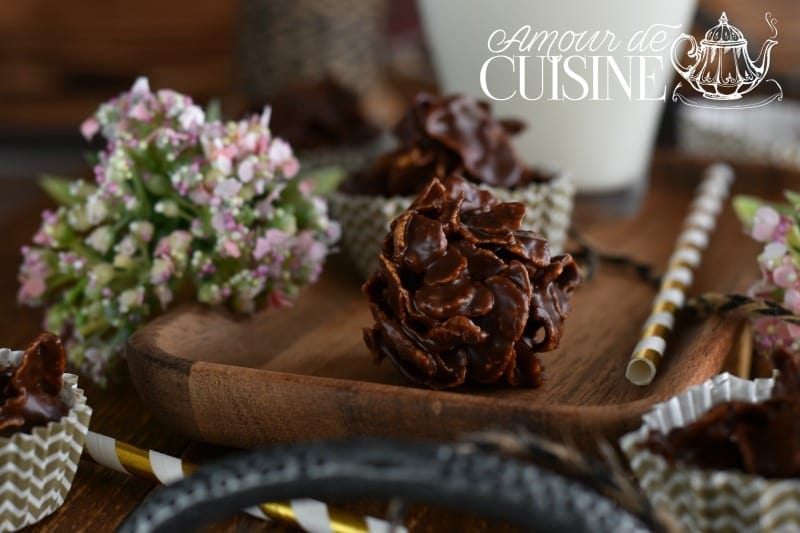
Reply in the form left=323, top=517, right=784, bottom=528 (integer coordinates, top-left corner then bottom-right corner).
left=752, top=206, right=781, bottom=242
left=282, top=157, right=300, bottom=178
left=253, top=229, right=288, bottom=260
left=773, top=262, right=799, bottom=288
left=128, top=102, right=152, bottom=122
left=80, top=118, right=100, bottom=141
left=299, top=179, right=315, bottom=195
left=18, top=277, right=46, bottom=300
left=154, top=230, right=193, bottom=257
left=785, top=288, right=800, bottom=314
left=33, top=229, right=53, bottom=247
left=268, top=290, right=291, bottom=309
left=222, top=239, right=240, bottom=258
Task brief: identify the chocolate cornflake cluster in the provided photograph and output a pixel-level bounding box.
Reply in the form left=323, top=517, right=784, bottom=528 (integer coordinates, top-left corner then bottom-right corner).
left=0, top=333, right=68, bottom=436
left=342, top=92, right=550, bottom=196
left=268, top=78, right=379, bottom=150
left=362, top=176, right=580, bottom=389
left=646, top=349, right=800, bottom=478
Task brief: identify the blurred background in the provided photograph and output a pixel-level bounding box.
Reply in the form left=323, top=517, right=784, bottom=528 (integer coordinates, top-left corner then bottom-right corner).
left=1, top=0, right=799, bottom=178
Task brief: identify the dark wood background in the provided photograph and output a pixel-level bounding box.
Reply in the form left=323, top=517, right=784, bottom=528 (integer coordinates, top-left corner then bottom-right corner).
left=1, top=1, right=798, bottom=135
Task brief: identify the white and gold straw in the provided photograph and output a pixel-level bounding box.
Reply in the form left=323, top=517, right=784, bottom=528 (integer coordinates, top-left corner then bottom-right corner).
left=625, top=163, right=735, bottom=386
left=83, top=431, right=402, bottom=533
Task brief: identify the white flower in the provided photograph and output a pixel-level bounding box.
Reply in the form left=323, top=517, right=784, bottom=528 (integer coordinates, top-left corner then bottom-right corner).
left=214, top=178, right=242, bottom=199
left=130, top=77, right=151, bottom=97
left=86, top=226, right=114, bottom=254
left=86, top=194, right=109, bottom=225
left=179, top=105, right=205, bottom=130
left=154, top=285, right=173, bottom=308
left=240, top=132, right=258, bottom=152
left=89, top=263, right=115, bottom=287
left=268, top=138, right=292, bottom=165
left=66, top=206, right=91, bottom=232
left=237, top=156, right=257, bottom=183
left=215, top=154, right=233, bottom=175
left=115, top=235, right=137, bottom=258
left=260, top=105, right=272, bottom=129
left=155, top=200, right=180, bottom=217
left=149, top=258, right=173, bottom=284
left=762, top=242, right=788, bottom=262
left=124, top=196, right=138, bottom=210
left=118, top=287, right=144, bottom=313
left=130, top=221, right=154, bottom=243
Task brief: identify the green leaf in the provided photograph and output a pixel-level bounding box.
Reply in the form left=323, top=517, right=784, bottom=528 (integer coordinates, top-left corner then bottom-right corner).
left=788, top=224, right=800, bottom=251
left=785, top=190, right=800, bottom=209
left=84, top=150, right=100, bottom=167
left=299, top=166, right=346, bottom=196
left=732, top=195, right=763, bottom=226
left=39, top=175, right=78, bottom=205
left=143, top=173, right=172, bottom=196
left=205, top=99, right=222, bottom=122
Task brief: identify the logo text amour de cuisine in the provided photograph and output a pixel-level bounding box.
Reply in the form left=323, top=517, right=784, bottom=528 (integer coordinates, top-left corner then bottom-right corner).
left=480, top=12, right=782, bottom=108
left=481, top=23, right=680, bottom=102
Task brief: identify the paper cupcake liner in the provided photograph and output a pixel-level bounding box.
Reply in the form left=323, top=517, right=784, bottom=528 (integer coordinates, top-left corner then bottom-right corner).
left=0, top=348, right=92, bottom=532
left=329, top=172, right=575, bottom=280
left=619, top=373, right=800, bottom=533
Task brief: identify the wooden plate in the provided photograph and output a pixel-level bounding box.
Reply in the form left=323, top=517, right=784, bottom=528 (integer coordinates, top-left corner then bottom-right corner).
left=126, top=156, right=774, bottom=451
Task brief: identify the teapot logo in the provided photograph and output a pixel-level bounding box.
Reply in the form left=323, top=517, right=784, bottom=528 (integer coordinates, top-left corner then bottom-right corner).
left=671, top=12, right=783, bottom=108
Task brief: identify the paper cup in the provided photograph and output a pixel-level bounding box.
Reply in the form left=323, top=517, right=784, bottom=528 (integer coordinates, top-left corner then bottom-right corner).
left=0, top=348, right=92, bottom=531
left=620, top=373, right=800, bottom=532
left=329, top=172, right=575, bottom=280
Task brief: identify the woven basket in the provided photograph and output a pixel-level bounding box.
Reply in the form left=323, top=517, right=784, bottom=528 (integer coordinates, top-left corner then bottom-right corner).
left=329, top=173, right=575, bottom=280
left=677, top=102, right=800, bottom=168
left=237, top=0, right=388, bottom=100
left=0, top=348, right=92, bottom=532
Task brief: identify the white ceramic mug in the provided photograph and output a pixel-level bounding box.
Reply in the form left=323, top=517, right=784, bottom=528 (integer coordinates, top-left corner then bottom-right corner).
left=417, top=0, right=697, bottom=192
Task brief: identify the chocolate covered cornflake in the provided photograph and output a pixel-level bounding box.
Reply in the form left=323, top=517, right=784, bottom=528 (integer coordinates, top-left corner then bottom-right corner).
left=362, top=176, right=580, bottom=389
left=342, top=92, right=550, bottom=196
left=646, top=349, right=800, bottom=478
left=0, top=333, right=68, bottom=437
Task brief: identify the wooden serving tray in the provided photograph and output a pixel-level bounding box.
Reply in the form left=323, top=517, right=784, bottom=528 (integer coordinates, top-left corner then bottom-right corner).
left=127, top=156, right=770, bottom=451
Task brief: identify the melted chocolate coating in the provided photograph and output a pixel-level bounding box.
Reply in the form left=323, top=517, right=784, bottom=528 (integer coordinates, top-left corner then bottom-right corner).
left=646, top=349, right=800, bottom=478
left=267, top=78, right=379, bottom=150
left=342, top=93, right=550, bottom=196
left=0, top=333, right=68, bottom=437
left=363, top=176, right=580, bottom=389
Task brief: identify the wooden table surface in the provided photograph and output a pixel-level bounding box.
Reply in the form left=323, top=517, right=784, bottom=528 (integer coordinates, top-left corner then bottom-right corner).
left=1, top=150, right=794, bottom=531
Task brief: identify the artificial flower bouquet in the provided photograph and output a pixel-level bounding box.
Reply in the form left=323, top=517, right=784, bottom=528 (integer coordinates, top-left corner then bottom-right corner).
left=735, top=190, right=800, bottom=358
left=17, top=78, right=340, bottom=384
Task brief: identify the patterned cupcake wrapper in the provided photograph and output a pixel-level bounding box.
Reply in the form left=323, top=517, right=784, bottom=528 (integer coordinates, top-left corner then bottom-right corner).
left=0, top=349, right=92, bottom=532
left=619, top=373, right=800, bottom=533
left=329, top=172, right=575, bottom=280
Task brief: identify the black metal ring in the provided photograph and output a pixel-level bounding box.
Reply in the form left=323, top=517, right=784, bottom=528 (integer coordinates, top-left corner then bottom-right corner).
left=120, top=438, right=647, bottom=532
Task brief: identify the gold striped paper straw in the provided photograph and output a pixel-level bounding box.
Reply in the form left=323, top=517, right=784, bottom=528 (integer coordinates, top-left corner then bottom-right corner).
left=625, top=163, right=735, bottom=386
left=83, top=431, right=402, bottom=533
